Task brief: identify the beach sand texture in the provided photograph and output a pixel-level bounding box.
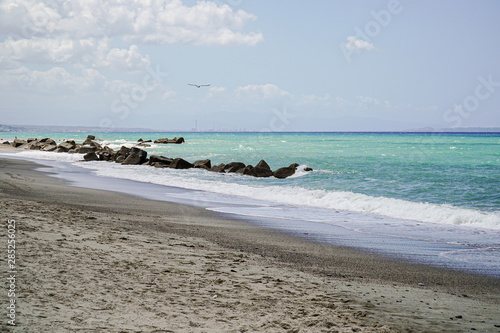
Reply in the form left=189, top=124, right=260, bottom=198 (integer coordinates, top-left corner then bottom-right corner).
left=1, top=156, right=499, bottom=332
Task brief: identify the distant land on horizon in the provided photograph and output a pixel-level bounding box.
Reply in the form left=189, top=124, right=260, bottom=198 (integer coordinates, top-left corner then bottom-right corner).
left=1, top=124, right=500, bottom=133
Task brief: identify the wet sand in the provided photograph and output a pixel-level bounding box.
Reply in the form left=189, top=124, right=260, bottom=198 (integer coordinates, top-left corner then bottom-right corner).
left=1, top=154, right=499, bottom=332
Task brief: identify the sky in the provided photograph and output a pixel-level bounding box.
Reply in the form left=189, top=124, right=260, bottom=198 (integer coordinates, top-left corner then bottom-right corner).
left=1, top=0, right=500, bottom=131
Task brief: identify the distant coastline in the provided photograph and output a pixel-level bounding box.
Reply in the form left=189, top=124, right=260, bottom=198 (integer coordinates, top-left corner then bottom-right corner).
left=1, top=123, right=500, bottom=133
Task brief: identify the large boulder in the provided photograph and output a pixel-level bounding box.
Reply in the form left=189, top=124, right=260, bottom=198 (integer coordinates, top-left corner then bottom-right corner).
left=209, top=163, right=226, bottom=173
left=249, top=160, right=273, bottom=177
left=122, top=147, right=148, bottom=165
left=57, top=140, right=76, bottom=152
left=97, top=146, right=116, bottom=161
left=193, top=159, right=211, bottom=170
left=75, top=145, right=97, bottom=154
left=224, top=162, right=246, bottom=173
left=154, top=137, right=185, bottom=144
left=236, top=165, right=254, bottom=176
left=169, top=158, right=193, bottom=169
left=149, top=155, right=173, bottom=166
left=154, top=138, right=170, bottom=144
left=41, top=144, right=57, bottom=152
left=273, top=163, right=299, bottom=179
left=11, top=138, right=27, bottom=148
left=39, top=138, right=56, bottom=145
left=114, top=146, right=131, bottom=163
left=83, top=152, right=99, bottom=161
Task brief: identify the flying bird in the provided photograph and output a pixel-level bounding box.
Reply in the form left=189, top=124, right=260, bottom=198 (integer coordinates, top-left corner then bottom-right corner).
left=188, top=83, right=211, bottom=88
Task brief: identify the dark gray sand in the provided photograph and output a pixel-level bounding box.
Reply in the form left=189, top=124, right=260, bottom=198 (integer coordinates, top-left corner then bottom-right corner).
left=1, top=156, right=499, bottom=332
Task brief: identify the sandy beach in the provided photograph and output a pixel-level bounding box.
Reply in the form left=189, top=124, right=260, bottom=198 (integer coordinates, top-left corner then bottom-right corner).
left=1, top=152, right=499, bottom=332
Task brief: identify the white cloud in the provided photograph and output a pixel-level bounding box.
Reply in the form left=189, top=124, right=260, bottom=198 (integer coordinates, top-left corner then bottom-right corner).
left=0, top=37, right=151, bottom=71
left=204, top=86, right=226, bottom=99
left=236, top=83, right=290, bottom=100
left=0, top=66, right=109, bottom=94
left=345, top=36, right=374, bottom=52
left=0, top=0, right=262, bottom=46
left=297, top=93, right=331, bottom=106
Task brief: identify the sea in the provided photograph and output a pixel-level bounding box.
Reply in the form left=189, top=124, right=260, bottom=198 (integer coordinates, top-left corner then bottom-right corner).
left=2, top=131, right=500, bottom=278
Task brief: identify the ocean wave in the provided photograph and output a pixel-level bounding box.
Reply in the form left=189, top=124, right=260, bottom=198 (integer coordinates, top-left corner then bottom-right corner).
left=7, top=150, right=500, bottom=230
left=75, top=160, right=500, bottom=230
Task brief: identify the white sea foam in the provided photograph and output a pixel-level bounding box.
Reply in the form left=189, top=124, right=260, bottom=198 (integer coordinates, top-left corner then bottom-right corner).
left=6, top=150, right=500, bottom=230
left=74, top=158, right=500, bottom=230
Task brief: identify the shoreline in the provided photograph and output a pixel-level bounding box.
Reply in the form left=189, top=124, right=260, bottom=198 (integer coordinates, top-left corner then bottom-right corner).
left=1, top=156, right=500, bottom=332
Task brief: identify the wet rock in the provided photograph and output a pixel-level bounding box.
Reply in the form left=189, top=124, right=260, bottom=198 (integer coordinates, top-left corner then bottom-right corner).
left=194, top=159, right=211, bottom=170
left=114, top=146, right=131, bottom=163
left=237, top=165, right=255, bottom=176
left=149, top=155, right=173, bottom=166
left=248, top=161, right=273, bottom=177
left=224, top=162, right=246, bottom=173
left=169, top=158, right=193, bottom=169
left=57, top=140, right=76, bottom=152
left=41, top=144, right=57, bottom=152
left=122, top=147, right=148, bottom=165
left=154, top=137, right=185, bottom=144
left=76, top=145, right=97, bottom=154
left=210, top=163, right=226, bottom=173
left=273, top=163, right=299, bottom=179
left=83, top=152, right=99, bottom=161
left=97, top=146, right=116, bottom=161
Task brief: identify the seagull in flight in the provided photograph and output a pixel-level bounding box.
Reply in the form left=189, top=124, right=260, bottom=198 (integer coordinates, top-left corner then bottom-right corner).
left=188, top=83, right=211, bottom=88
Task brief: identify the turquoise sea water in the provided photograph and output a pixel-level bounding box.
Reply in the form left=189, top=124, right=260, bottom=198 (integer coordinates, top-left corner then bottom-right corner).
left=2, top=131, right=500, bottom=276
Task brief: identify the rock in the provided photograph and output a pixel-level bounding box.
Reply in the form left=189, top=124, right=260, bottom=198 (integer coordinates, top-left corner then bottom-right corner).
left=143, top=139, right=152, bottom=143
left=255, top=159, right=271, bottom=171
left=11, top=138, right=27, bottom=148
left=97, top=146, right=116, bottom=161
left=41, top=144, right=57, bottom=152
left=154, top=137, right=185, bottom=144
left=86, top=135, right=96, bottom=140
left=224, top=162, right=246, bottom=173
left=57, top=140, right=76, bottom=152
left=136, top=143, right=151, bottom=147
left=169, top=158, right=194, bottom=169
left=39, top=138, right=56, bottom=145
left=76, top=145, right=97, bottom=154
left=154, top=138, right=170, bottom=144
left=210, top=163, right=226, bottom=173
left=83, top=152, right=99, bottom=161
left=249, top=166, right=273, bottom=177
left=27, top=138, right=38, bottom=143
left=151, top=162, right=170, bottom=168
left=236, top=165, right=255, bottom=175
left=246, top=160, right=273, bottom=177
left=149, top=155, right=173, bottom=166
left=304, top=167, right=313, bottom=172
left=193, top=159, right=211, bottom=169
left=82, top=138, right=102, bottom=149
left=137, top=138, right=143, bottom=142
left=173, top=137, right=184, bottom=144
left=122, top=147, right=148, bottom=165
left=273, top=163, right=299, bottom=179
left=114, top=146, right=131, bottom=163
left=2, top=141, right=10, bottom=145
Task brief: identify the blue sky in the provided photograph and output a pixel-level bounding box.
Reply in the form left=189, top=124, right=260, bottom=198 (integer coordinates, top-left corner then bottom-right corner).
left=1, top=0, right=499, bottom=131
